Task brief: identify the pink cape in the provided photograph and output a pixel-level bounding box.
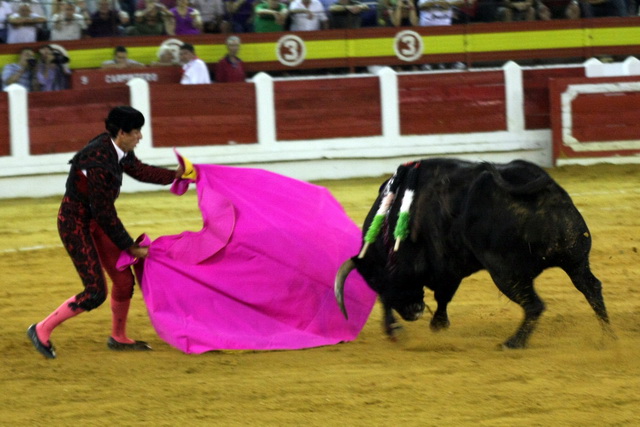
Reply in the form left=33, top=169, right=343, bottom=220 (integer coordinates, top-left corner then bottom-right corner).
left=119, top=164, right=375, bottom=354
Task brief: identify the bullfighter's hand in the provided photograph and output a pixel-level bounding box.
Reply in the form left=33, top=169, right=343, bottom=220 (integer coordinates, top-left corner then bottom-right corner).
left=129, top=245, right=149, bottom=259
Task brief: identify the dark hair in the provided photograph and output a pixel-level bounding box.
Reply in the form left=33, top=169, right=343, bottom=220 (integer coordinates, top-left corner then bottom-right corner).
left=180, top=43, right=195, bottom=53
left=105, top=106, right=145, bottom=137
left=114, top=46, right=128, bottom=54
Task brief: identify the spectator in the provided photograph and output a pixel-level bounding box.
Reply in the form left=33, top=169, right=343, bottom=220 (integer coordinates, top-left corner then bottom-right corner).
left=2, top=47, right=36, bottom=91
left=254, top=0, right=288, bottom=32
left=496, top=0, right=536, bottom=20
left=225, top=0, right=255, bottom=33
left=289, top=0, right=329, bottom=30
left=579, top=0, right=627, bottom=16
left=11, top=0, right=46, bottom=18
left=168, top=0, right=203, bottom=35
left=215, top=35, right=246, bottom=82
left=329, top=0, right=369, bottom=29
left=135, top=0, right=177, bottom=12
left=6, top=2, right=47, bottom=44
left=537, top=0, right=580, bottom=19
left=50, top=0, right=91, bottom=40
left=390, top=0, right=418, bottom=26
left=418, top=0, right=464, bottom=26
left=150, top=43, right=180, bottom=66
left=191, top=0, right=227, bottom=32
left=0, top=1, right=13, bottom=42
left=101, top=45, right=146, bottom=68
left=32, top=44, right=71, bottom=91
left=87, top=0, right=130, bottom=37
left=418, top=0, right=464, bottom=69
left=126, top=0, right=172, bottom=35
left=377, top=0, right=395, bottom=26
left=119, top=0, right=137, bottom=19
left=471, top=0, right=500, bottom=22
left=179, top=42, right=211, bottom=84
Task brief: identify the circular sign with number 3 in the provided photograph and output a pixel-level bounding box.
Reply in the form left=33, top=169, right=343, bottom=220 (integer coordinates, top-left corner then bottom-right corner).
left=394, top=30, right=423, bottom=62
left=277, top=35, right=307, bottom=67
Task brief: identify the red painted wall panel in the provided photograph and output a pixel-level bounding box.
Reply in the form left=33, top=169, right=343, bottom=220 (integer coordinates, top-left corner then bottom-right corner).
left=0, top=92, right=9, bottom=157
left=550, top=76, right=640, bottom=162
left=274, top=78, right=382, bottom=141
left=523, top=67, right=584, bottom=129
left=571, top=92, right=640, bottom=142
left=398, top=72, right=506, bottom=135
left=28, top=87, right=130, bottom=155
left=150, top=83, right=257, bottom=147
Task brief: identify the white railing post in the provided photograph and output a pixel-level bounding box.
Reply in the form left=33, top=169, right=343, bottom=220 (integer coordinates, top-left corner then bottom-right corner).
left=503, top=61, right=524, bottom=133
left=6, top=84, right=30, bottom=159
left=253, top=72, right=276, bottom=146
left=127, top=77, right=153, bottom=153
left=622, top=56, right=640, bottom=76
left=377, top=66, right=400, bottom=140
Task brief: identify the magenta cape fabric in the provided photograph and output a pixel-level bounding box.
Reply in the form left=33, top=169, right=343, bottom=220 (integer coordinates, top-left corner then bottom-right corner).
left=128, top=164, right=375, bottom=354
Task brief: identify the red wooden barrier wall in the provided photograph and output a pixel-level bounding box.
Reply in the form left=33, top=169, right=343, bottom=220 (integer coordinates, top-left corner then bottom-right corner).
left=71, top=66, right=182, bottom=88
left=150, top=82, right=257, bottom=147
left=571, top=92, right=640, bottom=142
left=0, top=92, right=9, bottom=157
left=398, top=71, right=506, bottom=135
left=522, top=67, right=584, bottom=130
left=274, top=77, right=382, bottom=141
left=28, top=87, right=130, bottom=155
left=550, top=75, right=640, bottom=161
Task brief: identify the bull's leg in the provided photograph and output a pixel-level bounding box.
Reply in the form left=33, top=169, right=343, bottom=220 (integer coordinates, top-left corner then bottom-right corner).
left=564, top=260, right=616, bottom=339
left=491, top=275, right=545, bottom=349
left=380, top=299, right=402, bottom=339
left=431, top=281, right=461, bottom=331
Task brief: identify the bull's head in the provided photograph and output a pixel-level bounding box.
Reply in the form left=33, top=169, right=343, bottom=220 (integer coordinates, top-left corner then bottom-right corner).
left=335, top=255, right=426, bottom=327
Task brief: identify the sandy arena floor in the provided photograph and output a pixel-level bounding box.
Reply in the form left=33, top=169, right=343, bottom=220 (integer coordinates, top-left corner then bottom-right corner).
left=1, top=163, right=638, bottom=426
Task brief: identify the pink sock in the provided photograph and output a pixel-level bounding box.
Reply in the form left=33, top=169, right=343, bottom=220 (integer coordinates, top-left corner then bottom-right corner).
left=36, top=296, right=84, bottom=345
left=111, top=299, right=135, bottom=344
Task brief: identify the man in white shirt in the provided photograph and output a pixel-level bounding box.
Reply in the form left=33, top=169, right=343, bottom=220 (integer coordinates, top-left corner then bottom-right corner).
left=289, top=0, right=328, bottom=31
left=7, top=2, right=47, bottom=44
left=417, top=0, right=463, bottom=26
left=50, top=1, right=90, bottom=40
left=179, top=43, right=211, bottom=85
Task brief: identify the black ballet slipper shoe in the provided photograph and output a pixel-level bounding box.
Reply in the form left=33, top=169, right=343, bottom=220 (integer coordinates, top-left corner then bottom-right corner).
left=107, top=337, right=152, bottom=351
left=27, top=324, right=56, bottom=359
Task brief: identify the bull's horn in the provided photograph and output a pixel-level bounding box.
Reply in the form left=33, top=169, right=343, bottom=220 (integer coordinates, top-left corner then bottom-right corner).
left=334, top=258, right=356, bottom=320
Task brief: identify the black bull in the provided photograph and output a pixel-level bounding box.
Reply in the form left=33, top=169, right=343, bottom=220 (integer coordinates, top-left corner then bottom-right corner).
left=335, top=158, right=615, bottom=349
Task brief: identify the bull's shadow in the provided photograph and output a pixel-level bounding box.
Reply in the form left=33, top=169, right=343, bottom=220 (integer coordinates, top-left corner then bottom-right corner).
left=335, top=158, right=616, bottom=349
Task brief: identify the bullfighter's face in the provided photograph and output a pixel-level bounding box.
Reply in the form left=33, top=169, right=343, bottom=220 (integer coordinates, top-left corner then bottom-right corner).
left=116, top=128, right=142, bottom=152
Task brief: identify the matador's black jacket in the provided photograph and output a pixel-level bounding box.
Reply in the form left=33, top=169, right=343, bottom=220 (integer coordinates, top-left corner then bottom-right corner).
left=61, top=132, right=175, bottom=250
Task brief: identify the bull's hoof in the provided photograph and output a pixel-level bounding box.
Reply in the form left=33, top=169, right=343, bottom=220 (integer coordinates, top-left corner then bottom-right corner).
left=500, top=337, right=527, bottom=350
left=429, top=316, right=450, bottom=332
left=385, top=323, right=403, bottom=341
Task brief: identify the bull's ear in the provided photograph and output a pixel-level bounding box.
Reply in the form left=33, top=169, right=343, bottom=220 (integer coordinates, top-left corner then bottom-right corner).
left=334, top=258, right=356, bottom=319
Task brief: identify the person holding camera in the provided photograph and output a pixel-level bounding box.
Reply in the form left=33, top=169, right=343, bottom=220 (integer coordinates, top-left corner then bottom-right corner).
left=391, top=0, right=418, bottom=26
left=1, top=47, right=36, bottom=91
left=32, top=45, right=71, bottom=91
